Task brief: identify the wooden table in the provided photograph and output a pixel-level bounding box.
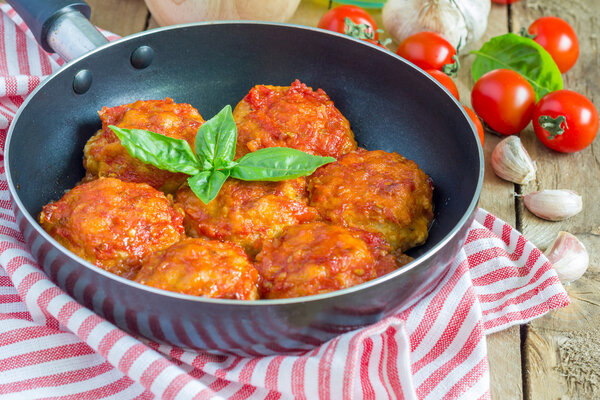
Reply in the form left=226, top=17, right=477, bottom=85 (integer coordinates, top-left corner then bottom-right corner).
left=86, top=1, right=600, bottom=398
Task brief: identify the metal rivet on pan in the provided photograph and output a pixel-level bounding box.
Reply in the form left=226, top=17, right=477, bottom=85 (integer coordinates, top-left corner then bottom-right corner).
left=130, top=46, right=154, bottom=69
left=73, top=69, right=92, bottom=94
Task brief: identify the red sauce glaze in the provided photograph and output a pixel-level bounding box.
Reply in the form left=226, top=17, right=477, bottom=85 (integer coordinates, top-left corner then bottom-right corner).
left=39, top=88, right=436, bottom=301
left=135, top=238, right=260, bottom=300
left=233, top=80, right=357, bottom=159
left=175, top=177, right=320, bottom=257
left=255, top=222, right=401, bottom=299
left=39, top=178, right=185, bottom=278
left=308, top=148, right=434, bottom=252
left=83, top=98, right=205, bottom=193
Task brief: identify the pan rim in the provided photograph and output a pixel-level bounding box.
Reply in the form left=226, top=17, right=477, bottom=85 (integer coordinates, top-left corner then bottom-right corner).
left=4, top=20, right=484, bottom=307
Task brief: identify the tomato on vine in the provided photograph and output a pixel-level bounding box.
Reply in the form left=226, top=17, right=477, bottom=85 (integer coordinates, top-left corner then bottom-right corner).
left=533, top=90, right=598, bottom=153
left=471, top=69, right=536, bottom=135
left=318, top=5, right=378, bottom=41
left=396, top=32, right=458, bottom=73
left=524, top=16, right=579, bottom=73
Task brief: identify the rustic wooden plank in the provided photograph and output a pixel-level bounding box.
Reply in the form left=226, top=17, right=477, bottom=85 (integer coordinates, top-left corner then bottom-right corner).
left=511, top=0, right=600, bottom=398
left=467, top=5, right=523, bottom=399
left=87, top=0, right=149, bottom=36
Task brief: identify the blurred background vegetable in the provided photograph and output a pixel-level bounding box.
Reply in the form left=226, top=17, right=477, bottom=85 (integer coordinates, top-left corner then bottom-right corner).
left=382, top=0, right=490, bottom=52
left=317, top=5, right=378, bottom=39
left=143, top=0, right=301, bottom=25
left=395, top=31, right=457, bottom=71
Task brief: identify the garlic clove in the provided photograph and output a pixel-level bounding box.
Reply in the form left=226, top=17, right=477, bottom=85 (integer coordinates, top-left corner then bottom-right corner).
left=491, top=136, right=537, bottom=184
left=523, top=189, right=583, bottom=221
left=544, top=231, right=589, bottom=284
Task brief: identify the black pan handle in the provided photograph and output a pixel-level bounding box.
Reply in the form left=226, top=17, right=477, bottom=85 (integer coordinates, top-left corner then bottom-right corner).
left=5, top=0, right=109, bottom=62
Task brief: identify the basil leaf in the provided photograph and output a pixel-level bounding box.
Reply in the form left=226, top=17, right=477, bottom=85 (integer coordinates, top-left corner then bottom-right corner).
left=110, top=125, right=201, bottom=175
left=471, top=33, right=563, bottom=100
left=195, top=104, right=237, bottom=169
left=231, top=147, right=336, bottom=181
left=188, top=169, right=230, bottom=204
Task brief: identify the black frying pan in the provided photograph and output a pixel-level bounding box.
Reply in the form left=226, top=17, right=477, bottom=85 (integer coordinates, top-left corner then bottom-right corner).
left=5, top=0, right=483, bottom=356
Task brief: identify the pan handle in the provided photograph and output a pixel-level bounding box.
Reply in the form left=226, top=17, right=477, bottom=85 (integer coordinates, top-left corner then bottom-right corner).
left=5, top=0, right=109, bottom=62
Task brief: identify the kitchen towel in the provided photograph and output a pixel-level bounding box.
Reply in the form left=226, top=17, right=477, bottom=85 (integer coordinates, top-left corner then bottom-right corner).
left=0, top=5, right=570, bottom=399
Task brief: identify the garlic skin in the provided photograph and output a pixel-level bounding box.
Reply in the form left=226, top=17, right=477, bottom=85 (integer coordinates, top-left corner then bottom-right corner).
left=491, top=136, right=537, bottom=184
left=382, top=0, right=491, bottom=52
left=544, top=231, right=589, bottom=283
left=523, top=190, right=583, bottom=221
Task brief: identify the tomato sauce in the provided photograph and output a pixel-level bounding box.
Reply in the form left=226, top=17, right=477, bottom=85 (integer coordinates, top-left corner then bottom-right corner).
left=234, top=80, right=357, bottom=159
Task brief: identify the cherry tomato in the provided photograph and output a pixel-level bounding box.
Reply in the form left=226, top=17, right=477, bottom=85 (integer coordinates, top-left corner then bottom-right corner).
left=426, top=69, right=459, bottom=100
left=318, top=5, right=378, bottom=40
left=471, top=69, right=536, bottom=135
left=463, top=105, right=484, bottom=145
left=533, top=90, right=598, bottom=153
left=396, top=32, right=456, bottom=71
left=364, top=39, right=389, bottom=50
left=527, top=16, right=579, bottom=73
left=491, top=0, right=521, bottom=3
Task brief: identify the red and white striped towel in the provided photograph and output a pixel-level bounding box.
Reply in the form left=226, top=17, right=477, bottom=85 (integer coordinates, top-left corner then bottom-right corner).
left=0, top=5, right=570, bottom=399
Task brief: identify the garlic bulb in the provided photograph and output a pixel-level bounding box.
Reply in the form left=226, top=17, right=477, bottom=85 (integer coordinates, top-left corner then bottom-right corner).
left=523, top=190, right=583, bottom=221
left=382, top=0, right=491, bottom=52
left=491, top=136, right=537, bottom=184
left=544, top=231, right=589, bottom=283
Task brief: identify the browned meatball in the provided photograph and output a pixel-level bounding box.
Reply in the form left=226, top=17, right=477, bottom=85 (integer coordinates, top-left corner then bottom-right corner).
left=233, top=79, right=357, bottom=159
left=174, top=177, right=319, bottom=257
left=255, top=222, right=400, bottom=299
left=83, top=98, right=204, bottom=193
left=308, top=149, right=434, bottom=253
left=39, top=178, right=185, bottom=278
left=134, top=238, right=259, bottom=300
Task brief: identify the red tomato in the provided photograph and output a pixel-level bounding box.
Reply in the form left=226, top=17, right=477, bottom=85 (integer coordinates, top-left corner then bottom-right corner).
left=396, top=32, right=456, bottom=71
left=364, top=39, right=389, bottom=50
left=426, top=69, right=459, bottom=100
left=318, top=5, right=378, bottom=40
left=491, top=0, right=521, bottom=3
left=471, top=69, right=536, bottom=135
left=527, top=16, right=579, bottom=73
left=533, top=90, right=598, bottom=153
left=463, top=105, right=484, bottom=145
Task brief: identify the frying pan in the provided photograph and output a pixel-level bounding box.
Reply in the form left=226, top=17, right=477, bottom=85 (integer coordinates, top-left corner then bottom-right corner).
left=5, top=0, right=483, bottom=356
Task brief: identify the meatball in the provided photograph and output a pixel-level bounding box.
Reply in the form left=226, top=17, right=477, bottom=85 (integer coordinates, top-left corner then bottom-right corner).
left=134, top=238, right=259, bottom=300
left=174, top=177, right=319, bottom=257
left=255, top=222, right=400, bottom=299
left=308, top=149, right=434, bottom=253
left=233, top=79, right=357, bottom=159
left=39, top=178, right=185, bottom=278
left=83, top=98, right=204, bottom=193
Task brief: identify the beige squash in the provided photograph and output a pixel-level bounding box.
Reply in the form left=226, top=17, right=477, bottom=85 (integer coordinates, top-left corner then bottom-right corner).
left=144, top=0, right=302, bottom=26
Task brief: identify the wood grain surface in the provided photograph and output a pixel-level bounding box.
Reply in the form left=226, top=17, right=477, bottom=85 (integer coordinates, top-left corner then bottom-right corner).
left=85, top=1, right=599, bottom=398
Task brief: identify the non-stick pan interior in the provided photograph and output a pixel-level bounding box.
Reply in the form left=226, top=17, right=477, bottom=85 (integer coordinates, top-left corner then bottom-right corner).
left=6, top=22, right=483, bottom=353
left=8, top=22, right=481, bottom=259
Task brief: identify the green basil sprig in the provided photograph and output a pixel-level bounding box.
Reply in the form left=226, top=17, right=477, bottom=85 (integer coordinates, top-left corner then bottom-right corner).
left=110, top=105, right=335, bottom=204
left=471, top=33, right=563, bottom=100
